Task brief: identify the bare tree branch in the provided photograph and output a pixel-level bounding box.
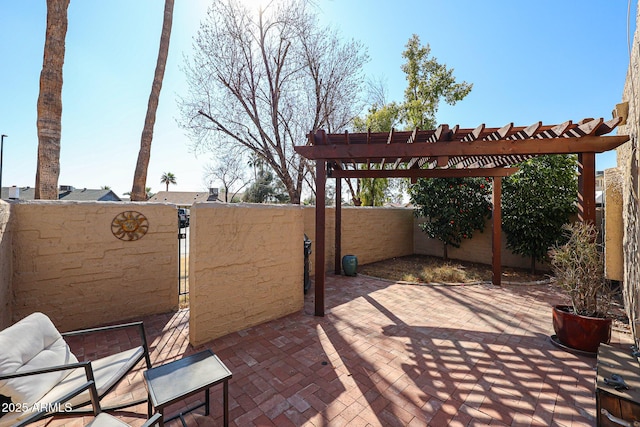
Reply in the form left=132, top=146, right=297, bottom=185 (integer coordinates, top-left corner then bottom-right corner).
left=178, top=0, right=368, bottom=203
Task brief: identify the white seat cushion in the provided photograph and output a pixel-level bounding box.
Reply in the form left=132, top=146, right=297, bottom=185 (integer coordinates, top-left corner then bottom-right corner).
left=1, top=347, right=145, bottom=426
left=0, top=313, right=145, bottom=426
left=38, top=346, right=144, bottom=408
left=0, top=313, right=77, bottom=406
left=85, top=413, right=131, bottom=427
left=0, top=411, right=21, bottom=427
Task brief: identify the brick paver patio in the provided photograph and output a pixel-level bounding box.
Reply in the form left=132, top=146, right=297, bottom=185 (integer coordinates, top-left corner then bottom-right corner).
left=34, top=274, right=632, bottom=426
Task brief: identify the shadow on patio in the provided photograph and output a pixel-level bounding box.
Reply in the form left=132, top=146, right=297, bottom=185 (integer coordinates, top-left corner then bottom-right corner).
left=35, top=274, right=632, bottom=427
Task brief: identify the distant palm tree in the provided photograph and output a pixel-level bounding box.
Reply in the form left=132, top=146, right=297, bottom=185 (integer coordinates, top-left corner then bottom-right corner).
left=161, top=172, right=176, bottom=191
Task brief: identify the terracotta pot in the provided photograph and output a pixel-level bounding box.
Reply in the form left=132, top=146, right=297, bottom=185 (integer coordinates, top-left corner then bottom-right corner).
left=552, top=305, right=612, bottom=353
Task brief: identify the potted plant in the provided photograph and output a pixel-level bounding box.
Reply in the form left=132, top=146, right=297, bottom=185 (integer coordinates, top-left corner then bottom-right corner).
left=548, top=221, right=614, bottom=353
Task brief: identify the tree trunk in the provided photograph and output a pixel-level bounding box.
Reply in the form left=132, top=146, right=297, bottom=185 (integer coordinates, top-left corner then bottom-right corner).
left=35, top=0, right=70, bottom=200
left=130, top=0, right=174, bottom=201
left=443, top=243, right=449, bottom=261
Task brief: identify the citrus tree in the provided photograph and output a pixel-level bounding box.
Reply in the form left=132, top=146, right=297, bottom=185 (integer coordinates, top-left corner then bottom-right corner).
left=502, top=155, right=578, bottom=272
left=410, top=177, right=492, bottom=259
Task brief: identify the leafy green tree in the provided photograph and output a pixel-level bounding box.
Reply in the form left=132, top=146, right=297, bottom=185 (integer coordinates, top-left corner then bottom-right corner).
left=401, top=34, right=472, bottom=129
left=353, top=103, right=401, bottom=133
left=160, top=172, right=177, bottom=191
left=351, top=103, right=401, bottom=205
left=359, top=178, right=388, bottom=206
left=502, top=155, right=578, bottom=273
left=349, top=35, right=473, bottom=206
left=243, top=170, right=289, bottom=204
left=410, top=177, right=492, bottom=260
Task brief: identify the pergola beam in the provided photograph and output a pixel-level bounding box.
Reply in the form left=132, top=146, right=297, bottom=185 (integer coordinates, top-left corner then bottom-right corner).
left=330, top=167, right=518, bottom=179
left=295, top=135, right=628, bottom=160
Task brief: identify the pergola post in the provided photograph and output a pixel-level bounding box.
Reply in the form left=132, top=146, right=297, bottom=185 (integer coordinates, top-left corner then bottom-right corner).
left=577, top=153, right=597, bottom=224
left=492, top=177, right=502, bottom=286
left=335, top=177, right=342, bottom=275
left=315, top=159, right=326, bottom=316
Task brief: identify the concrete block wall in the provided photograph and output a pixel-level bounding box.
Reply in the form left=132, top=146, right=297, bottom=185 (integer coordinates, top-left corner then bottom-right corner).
left=302, top=206, right=414, bottom=273
left=10, top=201, right=178, bottom=331
left=0, top=201, right=11, bottom=330
left=189, top=203, right=304, bottom=346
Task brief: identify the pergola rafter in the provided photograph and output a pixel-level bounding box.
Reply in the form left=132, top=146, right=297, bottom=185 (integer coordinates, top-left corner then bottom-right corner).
left=295, top=117, right=629, bottom=316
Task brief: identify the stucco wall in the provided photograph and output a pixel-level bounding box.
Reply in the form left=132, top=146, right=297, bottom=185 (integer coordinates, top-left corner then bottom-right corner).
left=189, top=203, right=304, bottom=346
left=617, top=2, right=640, bottom=338
left=0, top=201, right=11, bottom=329
left=302, top=206, right=414, bottom=273
left=413, top=217, right=553, bottom=271
left=10, top=201, right=177, bottom=331
left=605, top=168, right=624, bottom=281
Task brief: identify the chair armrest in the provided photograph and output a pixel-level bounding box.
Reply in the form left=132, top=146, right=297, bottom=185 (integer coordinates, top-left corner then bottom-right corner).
left=61, top=321, right=143, bottom=337
left=2, top=358, right=101, bottom=427
left=13, top=379, right=100, bottom=427
left=0, top=361, right=91, bottom=381
left=62, top=321, right=152, bottom=369
left=141, top=413, right=163, bottom=427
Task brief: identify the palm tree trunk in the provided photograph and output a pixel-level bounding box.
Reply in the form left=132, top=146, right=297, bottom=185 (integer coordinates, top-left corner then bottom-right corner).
left=130, top=0, right=174, bottom=201
left=35, top=0, right=70, bottom=200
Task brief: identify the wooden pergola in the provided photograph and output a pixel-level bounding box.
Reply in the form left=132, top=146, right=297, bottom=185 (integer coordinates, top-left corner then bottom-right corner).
left=294, top=117, right=629, bottom=316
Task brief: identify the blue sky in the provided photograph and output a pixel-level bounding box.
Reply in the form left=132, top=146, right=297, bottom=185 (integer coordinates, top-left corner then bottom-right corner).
left=0, top=1, right=636, bottom=197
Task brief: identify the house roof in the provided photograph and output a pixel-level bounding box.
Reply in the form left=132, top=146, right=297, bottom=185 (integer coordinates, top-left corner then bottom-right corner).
left=148, top=191, right=213, bottom=205
left=60, top=188, right=121, bottom=201
left=1, top=187, right=121, bottom=201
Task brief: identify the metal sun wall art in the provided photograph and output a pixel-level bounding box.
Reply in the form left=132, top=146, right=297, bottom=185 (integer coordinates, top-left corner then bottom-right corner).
left=111, top=211, right=149, bottom=241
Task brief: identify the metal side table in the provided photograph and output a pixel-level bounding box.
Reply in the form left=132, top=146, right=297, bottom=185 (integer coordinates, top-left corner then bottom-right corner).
left=144, top=349, right=232, bottom=427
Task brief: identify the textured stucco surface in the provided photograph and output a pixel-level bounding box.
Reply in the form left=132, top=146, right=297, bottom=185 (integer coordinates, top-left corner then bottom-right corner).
left=10, top=201, right=177, bottom=331
left=617, top=3, right=640, bottom=339
left=189, top=203, right=304, bottom=346
left=0, top=201, right=11, bottom=329
left=605, top=168, right=624, bottom=281
left=302, top=206, right=414, bottom=274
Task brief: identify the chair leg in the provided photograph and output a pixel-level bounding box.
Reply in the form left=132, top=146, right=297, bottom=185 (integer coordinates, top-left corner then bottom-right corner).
left=223, top=380, right=229, bottom=427
left=205, top=388, right=210, bottom=416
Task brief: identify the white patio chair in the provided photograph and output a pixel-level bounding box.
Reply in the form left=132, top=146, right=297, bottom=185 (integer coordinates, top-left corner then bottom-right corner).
left=86, top=413, right=162, bottom=427
left=0, top=312, right=152, bottom=427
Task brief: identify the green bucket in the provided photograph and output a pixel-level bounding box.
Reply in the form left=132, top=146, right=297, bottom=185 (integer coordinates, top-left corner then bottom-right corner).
left=342, top=255, right=358, bottom=276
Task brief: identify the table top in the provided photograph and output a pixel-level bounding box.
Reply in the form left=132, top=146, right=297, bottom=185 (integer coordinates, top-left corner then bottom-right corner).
left=144, top=349, right=232, bottom=408
left=597, top=344, right=640, bottom=402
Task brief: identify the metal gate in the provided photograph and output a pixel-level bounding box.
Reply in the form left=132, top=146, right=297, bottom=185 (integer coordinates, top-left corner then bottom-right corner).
left=178, top=211, right=189, bottom=306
